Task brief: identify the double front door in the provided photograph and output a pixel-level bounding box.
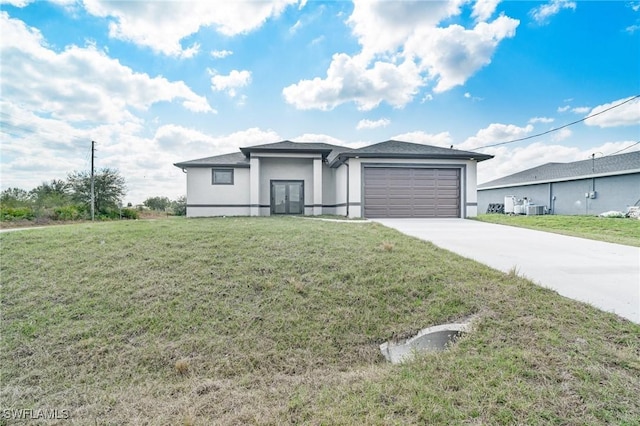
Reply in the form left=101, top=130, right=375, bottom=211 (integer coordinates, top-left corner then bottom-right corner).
left=271, top=180, right=304, bottom=214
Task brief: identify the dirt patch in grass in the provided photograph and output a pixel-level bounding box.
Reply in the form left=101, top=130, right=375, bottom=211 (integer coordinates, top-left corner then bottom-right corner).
left=1, top=217, right=638, bottom=424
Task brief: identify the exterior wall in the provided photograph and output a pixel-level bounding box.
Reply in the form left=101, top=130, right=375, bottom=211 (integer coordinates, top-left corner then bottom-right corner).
left=347, top=158, right=478, bottom=218
left=185, top=167, right=250, bottom=217
left=334, top=164, right=348, bottom=216
left=258, top=157, right=315, bottom=215
left=478, top=173, right=640, bottom=215
left=322, top=164, right=337, bottom=215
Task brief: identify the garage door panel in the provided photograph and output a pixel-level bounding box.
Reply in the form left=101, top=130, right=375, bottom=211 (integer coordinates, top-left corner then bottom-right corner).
left=363, top=167, right=460, bottom=218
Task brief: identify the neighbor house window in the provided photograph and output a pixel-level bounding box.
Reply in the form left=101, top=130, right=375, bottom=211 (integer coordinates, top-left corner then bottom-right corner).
left=212, top=169, right=234, bottom=185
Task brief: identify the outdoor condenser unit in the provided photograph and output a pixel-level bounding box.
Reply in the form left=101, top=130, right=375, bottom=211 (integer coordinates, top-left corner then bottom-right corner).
left=504, top=196, right=516, bottom=214
left=526, top=205, right=545, bottom=216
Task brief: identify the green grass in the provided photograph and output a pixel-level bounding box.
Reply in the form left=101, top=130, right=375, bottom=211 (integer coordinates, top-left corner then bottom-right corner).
left=1, top=218, right=639, bottom=425
left=475, top=214, right=640, bottom=247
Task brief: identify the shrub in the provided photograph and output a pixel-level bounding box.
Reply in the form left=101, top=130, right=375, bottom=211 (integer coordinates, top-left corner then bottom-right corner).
left=121, top=208, right=139, bottom=220
left=53, top=205, right=81, bottom=221
left=0, top=206, right=35, bottom=221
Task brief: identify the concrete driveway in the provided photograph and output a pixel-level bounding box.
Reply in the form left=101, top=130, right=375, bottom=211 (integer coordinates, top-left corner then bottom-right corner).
left=374, top=219, right=640, bottom=324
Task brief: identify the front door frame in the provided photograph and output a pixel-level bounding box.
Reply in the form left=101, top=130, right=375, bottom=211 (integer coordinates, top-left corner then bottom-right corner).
left=270, top=180, right=304, bottom=215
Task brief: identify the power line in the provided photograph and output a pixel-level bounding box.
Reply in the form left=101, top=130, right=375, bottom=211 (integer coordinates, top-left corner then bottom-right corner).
left=469, top=95, right=640, bottom=151
left=604, top=140, right=640, bottom=157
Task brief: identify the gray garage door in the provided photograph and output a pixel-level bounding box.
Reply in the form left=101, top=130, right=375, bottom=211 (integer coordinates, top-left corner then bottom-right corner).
left=363, top=167, right=461, bottom=218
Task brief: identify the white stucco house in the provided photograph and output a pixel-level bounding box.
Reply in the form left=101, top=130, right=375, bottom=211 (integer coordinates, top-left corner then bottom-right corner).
left=174, top=140, right=493, bottom=218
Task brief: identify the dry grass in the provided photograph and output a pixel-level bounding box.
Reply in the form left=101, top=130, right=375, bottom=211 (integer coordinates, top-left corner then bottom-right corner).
left=1, top=217, right=638, bottom=425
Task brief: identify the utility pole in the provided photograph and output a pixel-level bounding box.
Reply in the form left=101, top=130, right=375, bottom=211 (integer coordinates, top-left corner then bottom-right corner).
left=91, top=141, right=95, bottom=221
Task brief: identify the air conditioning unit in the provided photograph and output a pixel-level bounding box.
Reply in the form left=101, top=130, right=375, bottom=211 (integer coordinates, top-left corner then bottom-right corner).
left=504, top=196, right=516, bottom=214
left=526, top=205, right=545, bottom=216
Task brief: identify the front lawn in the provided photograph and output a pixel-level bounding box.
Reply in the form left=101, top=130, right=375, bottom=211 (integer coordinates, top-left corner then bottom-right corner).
left=1, top=218, right=638, bottom=424
left=475, top=214, right=640, bottom=247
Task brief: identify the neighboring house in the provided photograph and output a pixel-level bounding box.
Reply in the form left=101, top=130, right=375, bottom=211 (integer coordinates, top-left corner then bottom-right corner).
left=174, top=140, right=493, bottom=218
left=478, top=151, right=640, bottom=215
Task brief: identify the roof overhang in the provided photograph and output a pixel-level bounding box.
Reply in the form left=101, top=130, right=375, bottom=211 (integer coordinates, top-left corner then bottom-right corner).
left=478, top=168, right=640, bottom=190
left=332, top=152, right=493, bottom=166
left=239, top=146, right=334, bottom=159
left=173, top=162, right=250, bottom=169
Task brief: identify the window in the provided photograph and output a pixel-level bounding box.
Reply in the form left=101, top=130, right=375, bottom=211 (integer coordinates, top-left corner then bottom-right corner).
left=212, top=169, right=234, bottom=185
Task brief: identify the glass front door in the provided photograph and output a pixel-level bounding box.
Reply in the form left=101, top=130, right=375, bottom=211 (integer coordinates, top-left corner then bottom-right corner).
left=271, top=181, right=304, bottom=214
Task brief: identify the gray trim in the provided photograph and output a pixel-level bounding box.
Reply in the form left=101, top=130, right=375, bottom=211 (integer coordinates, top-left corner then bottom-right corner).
left=361, top=163, right=467, bottom=218
left=187, top=204, right=270, bottom=208
left=176, top=163, right=250, bottom=168
left=466, top=202, right=478, bottom=206
left=187, top=203, right=360, bottom=209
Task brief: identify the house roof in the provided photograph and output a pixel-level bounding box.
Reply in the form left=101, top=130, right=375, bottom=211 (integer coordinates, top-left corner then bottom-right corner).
left=478, top=151, right=640, bottom=190
left=173, top=151, right=249, bottom=168
left=239, top=140, right=344, bottom=159
left=174, top=139, right=494, bottom=169
left=330, top=140, right=493, bottom=164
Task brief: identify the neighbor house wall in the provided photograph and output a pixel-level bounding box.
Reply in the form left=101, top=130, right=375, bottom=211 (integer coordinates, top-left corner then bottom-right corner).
left=185, top=167, right=250, bottom=217
left=478, top=172, right=640, bottom=215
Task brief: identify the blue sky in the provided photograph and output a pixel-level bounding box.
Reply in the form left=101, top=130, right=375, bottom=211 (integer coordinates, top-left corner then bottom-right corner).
left=1, top=0, right=639, bottom=204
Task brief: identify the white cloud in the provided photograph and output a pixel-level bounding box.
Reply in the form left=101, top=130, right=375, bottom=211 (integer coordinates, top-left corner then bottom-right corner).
left=459, top=123, right=534, bottom=150
left=529, top=117, right=554, bottom=124
left=530, top=0, right=576, bottom=25
left=584, top=96, right=640, bottom=128
left=472, top=0, right=501, bottom=22
left=356, top=118, right=390, bottom=130
left=292, top=133, right=345, bottom=146
left=0, top=12, right=214, bottom=124
left=284, top=1, right=518, bottom=110
left=179, top=43, right=200, bottom=59
left=557, top=105, right=571, bottom=112
left=391, top=131, right=453, bottom=147
left=551, top=127, right=572, bottom=142
left=421, top=94, right=434, bottom=103
left=289, top=19, right=302, bottom=34
left=464, top=92, right=471, bottom=98
left=81, top=0, right=297, bottom=56
left=571, top=106, right=590, bottom=114
left=282, top=53, right=423, bottom=111
left=211, top=49, right=233, bottom=59
left=626, top=24, right=640, bottom=34
left=210, top=69, right=252, bottom=97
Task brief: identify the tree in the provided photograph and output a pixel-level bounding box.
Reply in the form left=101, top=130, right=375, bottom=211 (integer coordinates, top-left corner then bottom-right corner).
left=68, top=168, right=126, bottom=214
left=143, top=196, right=171, bottom=211
left=171, top=196, right=186, bottom=216
left=0, top=187, right=31, bottom=207
left=30, top=179, right=71, bottom=209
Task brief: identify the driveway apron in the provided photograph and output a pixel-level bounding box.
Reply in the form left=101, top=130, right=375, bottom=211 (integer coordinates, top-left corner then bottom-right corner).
left=374, top=218, right=640, bottom=324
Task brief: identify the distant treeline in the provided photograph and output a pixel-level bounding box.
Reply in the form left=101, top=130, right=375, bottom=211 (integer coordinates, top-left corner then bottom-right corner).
left=1, top=168, right=185, bottom=222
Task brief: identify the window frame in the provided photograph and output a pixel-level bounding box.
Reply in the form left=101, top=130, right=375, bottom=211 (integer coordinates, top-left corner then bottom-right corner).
left=212, top=168, right=234, bottom=185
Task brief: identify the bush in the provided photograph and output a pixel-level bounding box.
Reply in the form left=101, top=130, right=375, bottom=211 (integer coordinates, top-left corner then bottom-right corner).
left=0, top=206, right=35, bottom=221
left=121, top=208, right=139, bottom=220
left=53, top=205, right=81, bottom=221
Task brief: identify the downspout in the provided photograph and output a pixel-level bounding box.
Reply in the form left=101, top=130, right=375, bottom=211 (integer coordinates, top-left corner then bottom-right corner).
left=344, top=161, right=349, bottom=217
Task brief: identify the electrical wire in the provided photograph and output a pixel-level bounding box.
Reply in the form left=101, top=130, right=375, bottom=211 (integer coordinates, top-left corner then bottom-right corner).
left=604, top=140, right=640, bottom=157
left=469, top=95, right=640, bottom=151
